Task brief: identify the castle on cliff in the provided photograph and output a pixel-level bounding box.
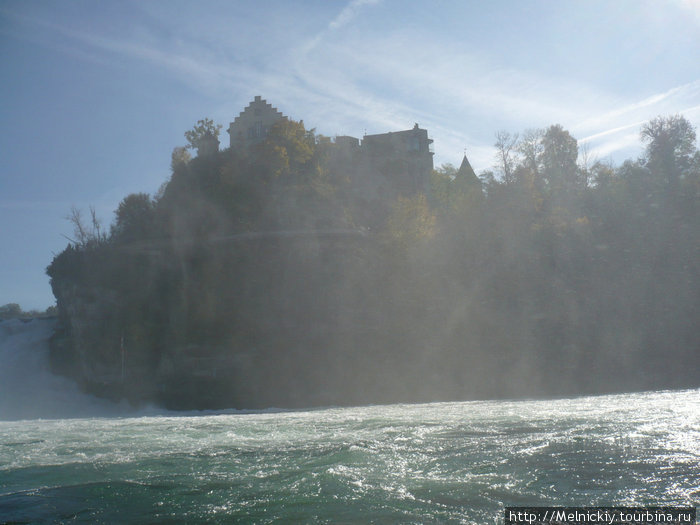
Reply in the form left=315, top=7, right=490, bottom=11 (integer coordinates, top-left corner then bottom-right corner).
left=226, top=96, right=435, bottom=194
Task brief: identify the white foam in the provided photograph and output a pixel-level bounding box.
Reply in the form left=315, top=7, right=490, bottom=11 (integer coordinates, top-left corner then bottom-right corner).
left=0, top=318, right=142, bottom=420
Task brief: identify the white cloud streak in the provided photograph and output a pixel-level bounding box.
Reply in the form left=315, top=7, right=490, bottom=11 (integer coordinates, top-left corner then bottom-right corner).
left=301, top=0, right=382, bottom=54
left=329, top=0, right=382, bottom=30
left=7, top=3, right=698, bottom=170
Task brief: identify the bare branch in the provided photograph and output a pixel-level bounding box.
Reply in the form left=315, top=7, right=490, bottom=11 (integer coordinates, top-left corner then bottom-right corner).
left=494, top=131, right=519, bottom=183
left=67, top=205, right=88, bottom=245
left=89, top=205, right=104, bottom=242
left=66, top=205, right=106, bottom=246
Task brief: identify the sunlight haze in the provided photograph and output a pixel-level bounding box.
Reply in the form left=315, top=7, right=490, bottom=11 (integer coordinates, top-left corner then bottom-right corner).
left=1, top=0, right=699, bottom=309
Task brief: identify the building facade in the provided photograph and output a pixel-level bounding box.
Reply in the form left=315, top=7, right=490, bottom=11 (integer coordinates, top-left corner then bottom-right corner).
left=360, top=124, right=434, bottom=194
left=227, top=96, right=287, bottom=150
left=227, top=96, right=435, bottom=194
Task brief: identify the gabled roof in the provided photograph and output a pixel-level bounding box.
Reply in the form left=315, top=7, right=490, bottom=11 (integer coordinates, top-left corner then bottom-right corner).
left=231, top=96, right=285, bottom=126
left=458, top=154, right=479, bottom=183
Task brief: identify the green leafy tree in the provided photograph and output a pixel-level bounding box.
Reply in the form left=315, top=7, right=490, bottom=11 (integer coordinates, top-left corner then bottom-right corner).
left=641, top=115, right=697, bottom=188
left=170, top=146, right=191, bottom=171
left=184, top=118, right=222, bottom=153
left=429, top=164, right=457, bottom=209
left=111, top=193, right=156, bottom=242
left=258, top=119, right=315, bottom=178
left=541, top=124, right=580, bottom=195
left=383, top=194, right=436, bottom=250
left=0, top=303, right=22, bottom=318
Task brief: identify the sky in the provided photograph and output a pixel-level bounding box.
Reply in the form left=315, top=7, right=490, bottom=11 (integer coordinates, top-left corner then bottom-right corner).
left=1, top=0, right=699, bottom=310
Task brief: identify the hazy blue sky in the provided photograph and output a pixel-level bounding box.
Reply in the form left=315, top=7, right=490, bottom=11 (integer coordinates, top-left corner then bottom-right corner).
left=1, top=0, right=699, bottom=310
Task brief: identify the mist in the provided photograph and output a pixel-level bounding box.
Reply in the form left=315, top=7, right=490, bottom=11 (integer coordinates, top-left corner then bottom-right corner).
left=42, top=107, right=700, bottom=411
left=0, top=318, right=135, bottom=420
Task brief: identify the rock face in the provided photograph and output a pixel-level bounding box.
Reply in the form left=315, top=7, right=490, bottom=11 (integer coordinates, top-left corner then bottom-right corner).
left=44, top=109, right=441, bottom=410
left=50, top=279, right=155, bottom=403
left=47, top=233, right=389, bottom=410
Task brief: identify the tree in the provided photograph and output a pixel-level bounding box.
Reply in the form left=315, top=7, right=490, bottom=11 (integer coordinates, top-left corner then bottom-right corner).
left=430, top=164, right=457, bottom=208
left=541, top=124, right=581, bottom=195
left=590, top=160, right=615, bottom=189
left=383, top=194, right=436, bottom=250
left=111, top=193, right=156, bottom=242
left=257, top=119, right=316, bottom=178
left=171, top=146, right=191, bottom=172
left=184, top=118, right=222, bottom=154
left=0, top=303, right=22, bottom=318
left=641, top=115, right=697, bottom=188
left=66, top=205, right=106, bottom=247
left=494, top=131, right=519, bottom=184
left=577, top=141, right=596, bottom=188
left=517, top=128, right=544, bottom=175
left=478, top=170, right=499, bottom=196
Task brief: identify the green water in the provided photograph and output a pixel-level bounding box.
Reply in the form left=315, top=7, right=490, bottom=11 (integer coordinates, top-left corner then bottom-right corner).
left=1, top=390, right=699, bottom=523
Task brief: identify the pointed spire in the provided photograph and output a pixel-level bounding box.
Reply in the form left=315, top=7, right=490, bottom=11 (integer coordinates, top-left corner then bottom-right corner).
left=458, top=152, right=477, bottom=182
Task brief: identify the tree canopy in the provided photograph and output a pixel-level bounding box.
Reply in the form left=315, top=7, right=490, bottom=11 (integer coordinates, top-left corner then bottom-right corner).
left=184, top=118, right=223, bottom=154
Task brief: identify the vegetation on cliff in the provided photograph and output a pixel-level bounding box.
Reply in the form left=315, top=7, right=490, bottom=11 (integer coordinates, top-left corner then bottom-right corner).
left=0, top=303, right=56, bottom=320
left=46, top=115, right=700, bottom=408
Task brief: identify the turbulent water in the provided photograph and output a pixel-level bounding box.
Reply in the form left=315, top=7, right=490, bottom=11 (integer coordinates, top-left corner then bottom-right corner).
left=1, top=319, right=699, bottom=523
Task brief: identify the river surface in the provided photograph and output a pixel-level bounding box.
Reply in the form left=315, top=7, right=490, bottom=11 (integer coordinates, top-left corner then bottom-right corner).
left=1, top=319, right=699, bottom=523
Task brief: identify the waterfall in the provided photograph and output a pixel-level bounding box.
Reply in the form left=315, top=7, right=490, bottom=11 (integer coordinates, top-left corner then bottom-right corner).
left=0, top=318, right=134, bottom=420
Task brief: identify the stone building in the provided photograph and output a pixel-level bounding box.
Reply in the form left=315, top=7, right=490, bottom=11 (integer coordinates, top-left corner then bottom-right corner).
left=197, top=130, right=220, bottom=157
left=227, top=96, right=435, bottom=194
left=227, top=96, right=287, bottom=150
left=360, top=124, right=434, bottom=194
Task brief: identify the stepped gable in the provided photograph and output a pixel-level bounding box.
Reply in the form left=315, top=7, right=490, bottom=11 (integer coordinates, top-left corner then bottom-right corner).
left=232, top=96, right=285, bottom=123
left=227, top=97, right=434, bottom=195
left=227, top=96, right=287, bottom=149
